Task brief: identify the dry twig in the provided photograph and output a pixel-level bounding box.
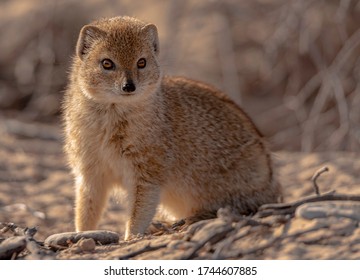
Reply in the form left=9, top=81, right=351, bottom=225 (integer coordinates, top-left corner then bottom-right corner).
left=256, top=191, right=360, bottom=218
left=182, top=225, right=234, bottom=260
left=118, top=243, right=167, bottom=260
left=212, top=224, right=254, bottom=259
left=311, top=166, right=329, bottom=195
left=0, top=222, right=37, bottom=238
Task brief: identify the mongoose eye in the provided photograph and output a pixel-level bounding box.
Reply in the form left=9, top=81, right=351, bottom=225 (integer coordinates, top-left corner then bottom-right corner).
left=137, top=58, right=146, bottom=69
left=101, top=59, right=115, bottom=70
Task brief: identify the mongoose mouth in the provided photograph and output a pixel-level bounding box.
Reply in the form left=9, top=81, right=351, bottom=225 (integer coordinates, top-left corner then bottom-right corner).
left=119, top=92, right=136, bottom=96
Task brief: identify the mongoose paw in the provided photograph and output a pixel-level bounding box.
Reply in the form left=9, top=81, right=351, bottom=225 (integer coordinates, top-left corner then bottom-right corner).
left=124, top=232, right=145, bottom=241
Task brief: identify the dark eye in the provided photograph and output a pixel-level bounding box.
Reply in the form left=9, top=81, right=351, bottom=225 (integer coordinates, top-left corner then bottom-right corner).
left=101, top=59, right=115, bottom=70
left=137, top=58, right=146, bottom=69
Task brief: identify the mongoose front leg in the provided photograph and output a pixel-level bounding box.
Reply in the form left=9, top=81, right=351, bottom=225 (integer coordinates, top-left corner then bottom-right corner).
left=125, top=185, right=160, bottom=240
left=75, top=175, right=110, bottom=232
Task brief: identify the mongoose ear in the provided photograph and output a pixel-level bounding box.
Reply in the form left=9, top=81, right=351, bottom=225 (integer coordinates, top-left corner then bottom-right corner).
left=142, top=24, right=159, bottom=55
left=76, top=25, right=106, bottom=60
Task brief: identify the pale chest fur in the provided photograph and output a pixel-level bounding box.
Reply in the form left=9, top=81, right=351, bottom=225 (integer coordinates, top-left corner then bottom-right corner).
left=68, top=103, right=161, bottom=190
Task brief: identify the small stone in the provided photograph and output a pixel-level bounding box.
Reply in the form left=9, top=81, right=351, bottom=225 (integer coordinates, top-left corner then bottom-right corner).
left=45, top=230, right=120, bottom=247
left=296, top=201, right=360, bottom=221
left=78, top=238, right=96, bottom=251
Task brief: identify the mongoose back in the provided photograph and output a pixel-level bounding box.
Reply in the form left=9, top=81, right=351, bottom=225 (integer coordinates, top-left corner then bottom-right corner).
left=63, top=16, right=282, bottom=240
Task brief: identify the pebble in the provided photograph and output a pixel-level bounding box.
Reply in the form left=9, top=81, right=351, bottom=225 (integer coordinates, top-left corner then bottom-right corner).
left=77, top=238, right=96, bottom=251
left=44, top=230, right=120, bottom=247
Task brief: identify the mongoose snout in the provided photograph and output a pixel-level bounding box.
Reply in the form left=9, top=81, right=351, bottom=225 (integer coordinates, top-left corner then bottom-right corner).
left=122, top=81, right=136, bottom=93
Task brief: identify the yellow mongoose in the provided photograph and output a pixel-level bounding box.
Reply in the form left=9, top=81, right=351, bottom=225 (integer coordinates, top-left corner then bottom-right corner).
left=63, top=16, right=282, bottom=240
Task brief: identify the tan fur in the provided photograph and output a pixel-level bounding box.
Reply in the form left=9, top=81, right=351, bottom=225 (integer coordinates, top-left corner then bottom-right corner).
left=63, top=16, right=282, bottom=240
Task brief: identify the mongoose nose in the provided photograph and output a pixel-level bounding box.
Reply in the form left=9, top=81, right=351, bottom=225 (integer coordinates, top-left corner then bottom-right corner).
left=122, top=82, right=136, bottom=93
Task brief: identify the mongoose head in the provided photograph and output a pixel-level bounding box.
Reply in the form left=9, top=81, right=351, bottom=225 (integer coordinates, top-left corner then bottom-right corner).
left=75, top=16, right=161, bottom=103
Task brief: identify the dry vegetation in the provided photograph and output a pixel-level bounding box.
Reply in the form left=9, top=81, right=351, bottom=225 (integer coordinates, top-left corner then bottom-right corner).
left=1, top=0, right=360, bottom=151
left=1, top=0, right=360, bottom=260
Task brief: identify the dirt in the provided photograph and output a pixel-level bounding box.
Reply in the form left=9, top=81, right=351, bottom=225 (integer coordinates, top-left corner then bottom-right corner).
left=1, top=115, right=360, bottom=260
left=1, top=0, right=360, bottom=260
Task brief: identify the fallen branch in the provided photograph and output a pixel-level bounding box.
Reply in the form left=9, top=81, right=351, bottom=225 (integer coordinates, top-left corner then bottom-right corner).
left=256, top=191, right=360, bottom=218
left=0, top=222, right=37, bottom=237
left=0, top=223, right=54, bottom=259
left=213, top=225, right=254, bottom=259
left=0, top=236, right=26, bottom=260
left=118, top=243, right=167, bottom=260
left=184, top=213, right=276, bottom=260
left=182, top=226, right=234, bottom=260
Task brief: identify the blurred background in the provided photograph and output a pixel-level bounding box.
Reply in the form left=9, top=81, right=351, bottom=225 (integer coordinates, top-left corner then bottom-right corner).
left=1, top=0, right=360, bottom=152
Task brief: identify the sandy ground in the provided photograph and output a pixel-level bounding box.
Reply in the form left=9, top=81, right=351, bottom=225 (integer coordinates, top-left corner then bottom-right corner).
left=1, top=0, right=360, bottom=261
left=1, top=115, right=360, bottom=259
